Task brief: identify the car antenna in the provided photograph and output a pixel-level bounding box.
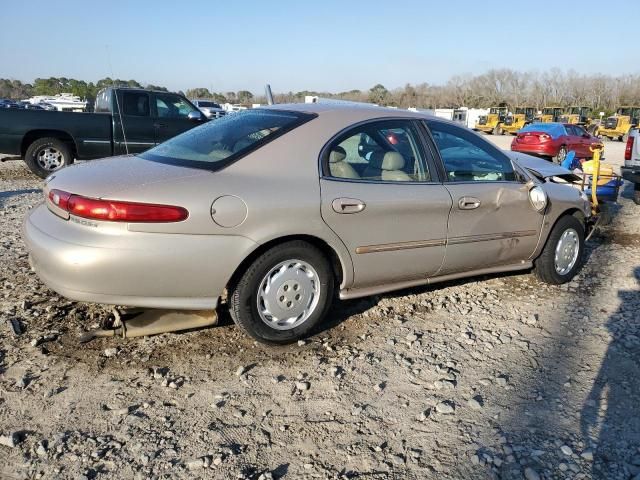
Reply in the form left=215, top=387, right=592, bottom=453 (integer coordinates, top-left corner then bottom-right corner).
left=265, top=84, right=275, bottom=105
left=105, top=45, right=129, bottom=155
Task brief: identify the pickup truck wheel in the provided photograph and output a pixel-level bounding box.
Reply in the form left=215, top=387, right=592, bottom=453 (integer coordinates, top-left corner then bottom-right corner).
left=534, top=215, right=584, bottom=285
left=24, top=137, right=73, bottom=178
left=228, top=241, right=334, bottom=345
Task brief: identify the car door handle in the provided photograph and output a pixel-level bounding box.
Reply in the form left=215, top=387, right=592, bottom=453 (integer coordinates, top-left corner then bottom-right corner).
left=458, top=197, right=481, bottom=210
left=332, top=198, right=366, bottom=214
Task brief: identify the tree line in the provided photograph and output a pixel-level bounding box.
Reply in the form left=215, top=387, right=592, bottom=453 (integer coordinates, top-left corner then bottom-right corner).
left=2, top=69, right=639, bottom=114
left=0, top=77, right=254, bottom=105
left=264, top=69, right=640, bottom=115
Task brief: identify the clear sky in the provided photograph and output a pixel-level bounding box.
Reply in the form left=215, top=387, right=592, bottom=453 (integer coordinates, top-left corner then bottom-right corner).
left=1, top=0, right=638, bottom=94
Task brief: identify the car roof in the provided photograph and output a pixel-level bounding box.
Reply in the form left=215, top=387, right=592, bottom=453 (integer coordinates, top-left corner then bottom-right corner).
left=261, top=102, right=439, bottom=121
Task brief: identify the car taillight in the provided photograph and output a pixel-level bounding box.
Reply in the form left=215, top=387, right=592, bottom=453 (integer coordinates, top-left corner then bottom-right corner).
left=48, top=189, right=188, bottom=222
left=48, top=189, right=72, bottom=210
left=625, top=135, right=634, bottom=161
left=538, top=134, right=551, bottom=141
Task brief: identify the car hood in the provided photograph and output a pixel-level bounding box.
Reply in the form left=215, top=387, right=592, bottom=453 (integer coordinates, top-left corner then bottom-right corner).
left=507, top=151, right=581, bottom=182
left=44, top=155, right=210, bottom=199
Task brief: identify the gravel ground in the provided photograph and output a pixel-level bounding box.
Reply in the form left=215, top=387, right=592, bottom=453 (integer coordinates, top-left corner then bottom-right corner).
left=0, top=138, right=639, bottom=479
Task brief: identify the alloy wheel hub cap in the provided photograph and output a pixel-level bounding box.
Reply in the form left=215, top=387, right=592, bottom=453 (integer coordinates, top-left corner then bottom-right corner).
left=257, top=259, right=320, bottom=330
left=554, top=228, right=579, bottom=275
left=37, top=148, right=64, bottom=170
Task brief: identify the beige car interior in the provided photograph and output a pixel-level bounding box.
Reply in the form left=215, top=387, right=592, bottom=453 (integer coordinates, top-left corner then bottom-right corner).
left=362, top=151, right=412, bottom=181
left=329, top=146, right=360, bottom=179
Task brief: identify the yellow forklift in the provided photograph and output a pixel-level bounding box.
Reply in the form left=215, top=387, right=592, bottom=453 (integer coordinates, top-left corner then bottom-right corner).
left=474, top=106, right=508, bottom=135
left=597, top=106, right=640, bottom=142
left=535, top=107, right=565, bottom=123
left=501, top=106, right=536, bottom=135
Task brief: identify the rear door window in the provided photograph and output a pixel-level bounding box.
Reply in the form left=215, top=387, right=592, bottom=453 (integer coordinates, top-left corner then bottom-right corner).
left=324, top=120, right=431, bottom=182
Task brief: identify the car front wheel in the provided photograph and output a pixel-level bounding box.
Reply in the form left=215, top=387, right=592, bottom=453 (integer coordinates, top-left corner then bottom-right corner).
left=229, top=241, right=334, bottom=344
left=534, top=215, right=584, bottom=285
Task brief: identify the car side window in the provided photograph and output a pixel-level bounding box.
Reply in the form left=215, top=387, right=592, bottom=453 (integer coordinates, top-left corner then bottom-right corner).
left=573, top=126, right=587, bottom=136
left=155, top=94, right=197, bottom=119
left=426, top=121, right=516, bottom=182
left=325, top=120, right=430, bottom=182
left=121, top=92, right=150, bottom=117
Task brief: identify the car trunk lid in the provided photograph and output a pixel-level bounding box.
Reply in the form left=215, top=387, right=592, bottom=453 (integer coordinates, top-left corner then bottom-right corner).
left=45, top=155, right=209, bottom=200
left=516, top=131, right=550, bottom=144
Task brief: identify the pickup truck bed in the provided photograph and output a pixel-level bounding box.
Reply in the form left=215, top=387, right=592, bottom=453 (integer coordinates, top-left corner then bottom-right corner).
left=0, top=109, right=114, bottom=160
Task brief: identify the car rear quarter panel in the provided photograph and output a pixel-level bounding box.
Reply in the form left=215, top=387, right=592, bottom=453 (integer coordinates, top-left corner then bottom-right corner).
left=102, top=111, right=392, bottom=291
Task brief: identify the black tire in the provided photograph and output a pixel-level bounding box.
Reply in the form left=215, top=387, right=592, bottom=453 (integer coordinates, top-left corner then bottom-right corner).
left=229, top=241, right=334, bottom=344
left=554, top=145, right=568, bottom=163
left=534, top=215, right=585, bottom=285
left=24, top=137, right=73, bottom=178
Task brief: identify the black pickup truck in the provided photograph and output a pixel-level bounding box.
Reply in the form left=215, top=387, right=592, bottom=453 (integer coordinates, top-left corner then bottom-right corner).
left=0, top=87, right=207, bottom=178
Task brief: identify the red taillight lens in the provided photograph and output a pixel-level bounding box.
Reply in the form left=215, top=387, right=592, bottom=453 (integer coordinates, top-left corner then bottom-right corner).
left=48, top=189, right=72, bottom=210
left=625, top=135, right=634, bottom=161
left=48, top=189, right=188, bottom=223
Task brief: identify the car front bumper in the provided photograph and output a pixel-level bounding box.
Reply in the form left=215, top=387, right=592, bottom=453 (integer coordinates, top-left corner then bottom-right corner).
left=23, top=204, right=258, bottom=310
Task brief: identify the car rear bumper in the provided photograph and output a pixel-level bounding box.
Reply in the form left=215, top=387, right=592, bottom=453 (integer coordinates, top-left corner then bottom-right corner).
left=621, top=166, right=640, bottom=184
left=511, top=143, right=556, bottom=157
left=23, top=204, right=258, bottom=310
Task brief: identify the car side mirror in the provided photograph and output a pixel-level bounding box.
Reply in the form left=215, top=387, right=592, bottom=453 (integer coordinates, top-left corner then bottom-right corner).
left=188, top=111, right=204, bottom=121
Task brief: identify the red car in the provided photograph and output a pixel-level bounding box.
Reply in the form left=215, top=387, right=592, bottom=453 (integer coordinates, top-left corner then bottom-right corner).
left=511, top=122, right=603, bottom=162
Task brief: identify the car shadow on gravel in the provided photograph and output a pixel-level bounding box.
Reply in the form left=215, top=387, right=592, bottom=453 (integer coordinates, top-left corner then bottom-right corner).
left=580, top=266, right=640, bottom=478
left=482, top=212, right=638, bottom=478
left=0, top=188, right=41, bottom=205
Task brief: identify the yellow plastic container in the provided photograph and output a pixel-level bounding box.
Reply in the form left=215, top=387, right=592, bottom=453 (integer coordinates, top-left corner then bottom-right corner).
left=582, top=160, right=615, bottom=186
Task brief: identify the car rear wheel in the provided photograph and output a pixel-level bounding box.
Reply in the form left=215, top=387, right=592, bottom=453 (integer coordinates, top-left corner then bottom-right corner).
left=24, top=137, right=73, bottom=178
left=534, top=215, right=584, bottom=285
left=229, top=241, right=334, bottom=344
left=554, top=145, right=568, bottom=163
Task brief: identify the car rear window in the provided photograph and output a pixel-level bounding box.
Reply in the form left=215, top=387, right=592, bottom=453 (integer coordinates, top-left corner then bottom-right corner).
left=140, top=109, right=316, bottom=170
left=519, top=123, right=566, bottom=137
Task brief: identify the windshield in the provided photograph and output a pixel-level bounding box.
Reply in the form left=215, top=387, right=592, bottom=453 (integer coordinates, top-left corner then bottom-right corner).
left=520, top=123, right=566, bottom=138
left=139, top=109, right=315, bottom=170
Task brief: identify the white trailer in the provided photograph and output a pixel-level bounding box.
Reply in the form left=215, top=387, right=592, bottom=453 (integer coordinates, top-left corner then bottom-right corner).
left=434, top=108, right=455, bottom=121
left=453, top=107, right=489, bottom=129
